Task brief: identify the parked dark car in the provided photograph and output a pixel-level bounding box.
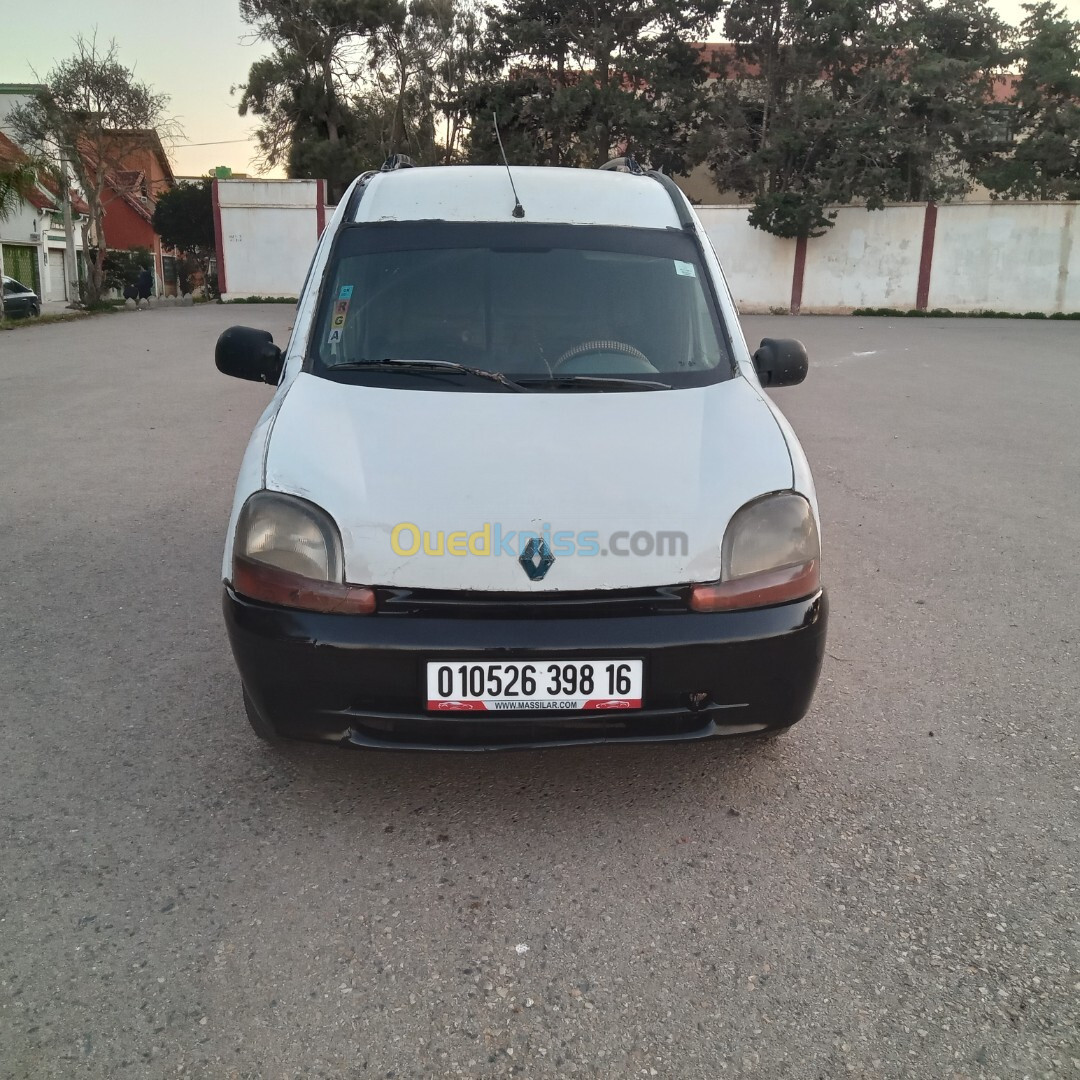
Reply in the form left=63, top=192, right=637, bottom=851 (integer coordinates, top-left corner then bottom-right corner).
left=3, top=275, right=40, bottom=319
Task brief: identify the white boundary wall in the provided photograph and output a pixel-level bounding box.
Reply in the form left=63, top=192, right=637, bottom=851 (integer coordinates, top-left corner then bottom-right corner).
left=699, top=201, right=1080, bottom=315
left=210, top=180, right=1080, bottom=314
left=801, top=205, right=925, bottom=313
left=931, top=203, right=1079, bottom=314
left=703, top=208, right=796, bottom=312
left=213, top=179, right=327, bottom=301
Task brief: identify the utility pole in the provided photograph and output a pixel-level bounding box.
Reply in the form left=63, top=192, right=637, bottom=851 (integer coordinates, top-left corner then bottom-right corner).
left=59, top=153, right=79, bottom=308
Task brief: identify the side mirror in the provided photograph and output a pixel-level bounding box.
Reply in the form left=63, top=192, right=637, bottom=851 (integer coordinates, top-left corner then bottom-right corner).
left=753, top=338, right=808, bottom=387
left=215, top=326, right=284, bottom=384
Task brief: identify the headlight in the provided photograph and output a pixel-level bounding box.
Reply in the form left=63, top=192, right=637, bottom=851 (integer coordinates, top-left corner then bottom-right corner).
left=690, top=493, right=820, bottom=612
left=231, top=491, right=374, bottom=614
left=236, top=490, right=343, bottom=580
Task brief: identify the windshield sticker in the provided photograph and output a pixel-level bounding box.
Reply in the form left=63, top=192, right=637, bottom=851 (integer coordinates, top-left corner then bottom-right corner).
left=328, top=293, right=351, bottom=344
left=673, top=260, right=697, bottom=278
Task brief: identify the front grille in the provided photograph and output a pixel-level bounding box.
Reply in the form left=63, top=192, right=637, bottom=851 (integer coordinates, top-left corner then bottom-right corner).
left=374, top=584, right=691, bottom=619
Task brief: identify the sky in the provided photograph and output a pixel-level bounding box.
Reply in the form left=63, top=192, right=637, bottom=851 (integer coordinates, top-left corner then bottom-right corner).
left=1, top=0, right=277, bottom=178
left=3, top=0, right=1079, bottom=180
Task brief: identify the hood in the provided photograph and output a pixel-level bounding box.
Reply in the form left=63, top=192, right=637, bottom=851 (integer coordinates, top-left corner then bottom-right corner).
left=264, top=373, right=793, bottom=591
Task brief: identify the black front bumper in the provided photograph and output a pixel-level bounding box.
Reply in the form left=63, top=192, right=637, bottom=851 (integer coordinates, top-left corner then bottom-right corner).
left=223, top=587, right=828, bottom=750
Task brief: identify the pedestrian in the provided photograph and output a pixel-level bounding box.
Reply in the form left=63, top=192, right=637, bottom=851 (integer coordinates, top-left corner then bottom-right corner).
left=137, top=266, right=153, bottom=302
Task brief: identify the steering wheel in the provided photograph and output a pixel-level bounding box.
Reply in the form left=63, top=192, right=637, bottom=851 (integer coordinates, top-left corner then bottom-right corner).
left=553, top=339, right=652, bottom=372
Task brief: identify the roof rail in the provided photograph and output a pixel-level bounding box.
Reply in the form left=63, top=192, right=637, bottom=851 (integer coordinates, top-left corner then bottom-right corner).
left=647, top=171, right=696, bottom=233
left=380, top=154, right=415, bottom=172
left=342, top=170, right=378, bottom=221
left=598, top=158, right=694, bottom=231
left=599, top=155, right=646, bottom=175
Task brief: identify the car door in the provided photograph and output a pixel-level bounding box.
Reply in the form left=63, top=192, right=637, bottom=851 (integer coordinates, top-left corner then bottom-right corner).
left=4, top=278, right=29, bottom=317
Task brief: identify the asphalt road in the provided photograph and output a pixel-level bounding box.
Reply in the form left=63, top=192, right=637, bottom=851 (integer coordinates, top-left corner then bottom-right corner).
left=1, top=306, right=1077, bottom=1079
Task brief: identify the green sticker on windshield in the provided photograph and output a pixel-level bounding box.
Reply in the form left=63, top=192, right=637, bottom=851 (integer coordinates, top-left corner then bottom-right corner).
left=674, top=260, right=696, bottom=278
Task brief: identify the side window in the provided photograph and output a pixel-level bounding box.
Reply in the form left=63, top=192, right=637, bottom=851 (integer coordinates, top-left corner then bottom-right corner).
left=4, top=280, right=21, bottom=295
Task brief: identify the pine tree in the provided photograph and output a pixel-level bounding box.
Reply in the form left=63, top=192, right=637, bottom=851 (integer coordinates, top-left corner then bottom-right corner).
left=979, top=2, right=1080, bottom=199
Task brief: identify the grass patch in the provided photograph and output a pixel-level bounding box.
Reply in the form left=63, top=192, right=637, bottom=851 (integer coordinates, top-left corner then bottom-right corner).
left=852, top=306, right=1080, bottom=319
left=0, top=307, right=117, bottom=331
left=223, top=296, right=298, bottom=304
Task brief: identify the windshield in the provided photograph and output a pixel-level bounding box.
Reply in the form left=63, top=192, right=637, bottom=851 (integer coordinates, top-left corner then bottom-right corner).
left=310, top=222, right=733, bottom=391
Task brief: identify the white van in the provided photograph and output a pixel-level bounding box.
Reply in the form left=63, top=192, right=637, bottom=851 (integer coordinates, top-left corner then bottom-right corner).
left=217, top=162, right=827, bottom=749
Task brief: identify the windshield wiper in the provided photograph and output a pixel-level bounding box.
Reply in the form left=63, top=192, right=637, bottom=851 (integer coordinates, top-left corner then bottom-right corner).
left=518, top=375, right=672, bottom=391
left=326, top=358, right=530, bottom=393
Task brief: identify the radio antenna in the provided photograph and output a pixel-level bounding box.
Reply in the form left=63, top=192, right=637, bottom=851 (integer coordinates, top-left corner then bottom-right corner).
left=493, top=112, right=525, bottom=219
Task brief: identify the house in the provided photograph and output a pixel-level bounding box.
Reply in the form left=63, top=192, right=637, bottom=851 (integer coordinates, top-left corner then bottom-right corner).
left=85, top=129, right=180, bottom=295
left=1, top=83, right=91, bottom=303
left=2, top=83, right=180, bottom=299
left=0, top=126, right=89, bottom=303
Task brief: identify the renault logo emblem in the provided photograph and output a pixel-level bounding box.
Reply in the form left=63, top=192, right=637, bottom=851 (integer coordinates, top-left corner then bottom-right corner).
left=518, top=537, right=555, bottom=581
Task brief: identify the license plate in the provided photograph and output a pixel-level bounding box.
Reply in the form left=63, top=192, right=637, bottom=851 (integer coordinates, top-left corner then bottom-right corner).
left=426, top=660, right=643, bottom=712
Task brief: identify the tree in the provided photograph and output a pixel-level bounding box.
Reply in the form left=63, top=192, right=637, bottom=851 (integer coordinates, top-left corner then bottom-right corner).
left=0, top=160, right=39, bottom=223
left=370, top=0, right=443, bottom=162
left=461, top=0, right=723, bottom=172
left=100, top=245, right=154, bottom=294
left=152, top=179, right=216, bottom=294
left=0, top=155, right=46, bottom=319
left=8, top=36, right=171, bottom=306
left=979, top=2, right=1080, bottom=199
left=368, top=0, right=486, bottom=165
left=884, top=0, right=1012, bottom=201
left=430, top=0, right=486, bottom=162
left=239, top=0, right=485, bottom=189
left=238, top=0, right=401, bottom=199
left=705, top=0, right=1008, bottom=238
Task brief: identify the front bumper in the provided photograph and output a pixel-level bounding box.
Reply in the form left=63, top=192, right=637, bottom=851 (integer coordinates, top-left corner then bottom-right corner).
left=223, top=587, right=828, bottom=750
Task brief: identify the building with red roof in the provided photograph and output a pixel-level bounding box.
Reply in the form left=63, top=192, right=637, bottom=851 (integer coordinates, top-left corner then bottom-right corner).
left=80, top=129, right=180, bottom=295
